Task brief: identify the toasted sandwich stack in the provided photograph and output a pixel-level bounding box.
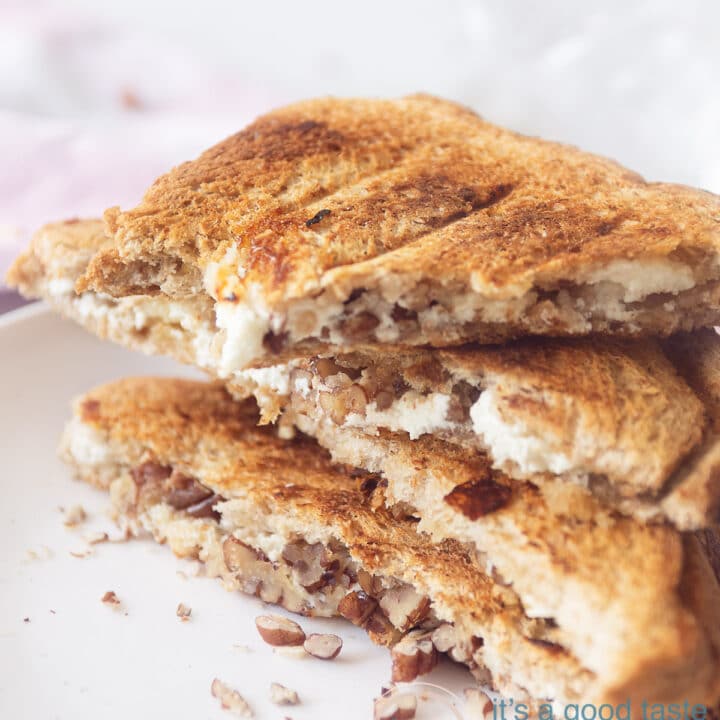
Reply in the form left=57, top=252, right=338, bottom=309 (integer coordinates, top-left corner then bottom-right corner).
left=8, top=95, right=720, bottom=711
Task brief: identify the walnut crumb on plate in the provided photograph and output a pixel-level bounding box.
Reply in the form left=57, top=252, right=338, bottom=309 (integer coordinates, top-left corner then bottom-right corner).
left=269, top=682, right=299, bottom=706
left=373, top=691, right=417, bottom=719
left=63, top=505, right=87, bottom=527
left=211, top=678, right=253, bottom=717
left=176, top=603, right=192, bottom=621
left=84, top=531, right=109, bottom=545
left=101, top=591, right=121, bottom=607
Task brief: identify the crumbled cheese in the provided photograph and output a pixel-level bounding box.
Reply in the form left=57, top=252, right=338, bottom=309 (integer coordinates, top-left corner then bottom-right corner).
left=46, top=277, right=76, bottom=296
left=235, top=365, right=291, bottom=395
left=584, top=258, right=695, bottom=302
left=345, top=391, right=456, bottom=440
left=469, top=388, right=574, bottom=476
left=215, top=300, right=270, bottom=376
left=293, top=374, right=311, bottom=398
left=67, top=419, right=111, bottom=465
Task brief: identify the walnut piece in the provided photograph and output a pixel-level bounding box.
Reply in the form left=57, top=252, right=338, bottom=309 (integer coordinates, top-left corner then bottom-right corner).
left=211, top=678, right=253, bottom=717
left=176, top=603, right=192, bottom=621
left=255, top=614, right=306, bottom=646
left=223, top=536, right=264, bottom=572
left=444, top=478, right=512, bottom=520
left=378, top=586, right=430, bottom=632
left=63, top=505, right=87, bottom=527
left=84, top=531, right=109, bottom=545
left=303, top=632, right=343, bottom=660
left=390, top=630, right=438, bottom=682
left=101, top=591, right=121, bottom=607
left=338, top=590, right=378, bottom=626
left=366, top=610, right=403, bottom=646
left=269, top=682, right=300, bottom=706
left=374, top=692, right=417, bottom=720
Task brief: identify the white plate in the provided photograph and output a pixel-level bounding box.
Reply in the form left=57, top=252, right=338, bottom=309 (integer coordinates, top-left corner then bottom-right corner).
left=0, top=304, right=474, bottom=720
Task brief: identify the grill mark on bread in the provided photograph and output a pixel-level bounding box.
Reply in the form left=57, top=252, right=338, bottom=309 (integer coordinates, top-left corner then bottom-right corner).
left=244, top=170, right=516, bottom=288
left=424, top=182, right=515, bottom=229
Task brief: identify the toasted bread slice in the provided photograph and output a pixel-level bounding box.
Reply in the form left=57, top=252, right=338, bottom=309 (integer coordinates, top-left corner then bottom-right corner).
left=10, top=219, right=720, bottom=528
left=61, top=377, right=720, bottom=708
left=227, top=338, right=720, bottom=529
left=68, top=95, right=720, bottom=367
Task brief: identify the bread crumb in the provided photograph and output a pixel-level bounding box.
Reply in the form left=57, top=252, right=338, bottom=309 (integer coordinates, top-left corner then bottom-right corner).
left=269, top=682, right=299, bottom=706
left=211, top=678, right=253, bottom=717
left=176, top=603, right=192, bottom=621
left=64, top=505, right=87, bottom=527
left=101, top=591, right=121, bottom=608
left=120, top=88, right=143, bottom=110
left=85, top=531, right=109, bottom=545
left=25, top=546, right=54, bottom=562
left=373, top=690, right=417, bottom=719
left=70, top=549, right=93, bottom=559
left=272, top=646, right=307, bottom=659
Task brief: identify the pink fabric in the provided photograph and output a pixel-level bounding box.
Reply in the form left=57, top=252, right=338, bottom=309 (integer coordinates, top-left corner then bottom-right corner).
left=3, top=0, right=720, bottom=284
left=0, top=1, right=277, bottom=280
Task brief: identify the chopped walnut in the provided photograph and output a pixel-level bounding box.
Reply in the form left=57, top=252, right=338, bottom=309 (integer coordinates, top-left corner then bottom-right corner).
left=84, top=531, right=109, bottom=545
left=357, top=569, right=385, bottom=596
left=366, top=609, right=403, bottom=646
left=390, top=630, right=438, bottom=682
left=211, top=678, right=253, bottom=717
left=69, top=549, right=93, bottom=559
left=374, top=691, right=417, bottom=719
left=318, top=384, right=367, bottom=424
left=303, top=633, right=343, bottom=660
left=444, top=478, right=512, bottom=519
left=269, top=682, right=300, bottom=706
left=25, top=546, right=53, bottom=562
left=378, top=586, right=430, bottom=632
left=101, top=591, right=121, bottom=607
left=63, top=505, right=87, bottom=527
left=338, top=590, right=378, bottom=626
left=255, top=615, right=306, bottom=646
left=176, top=603, right=192, bottom=621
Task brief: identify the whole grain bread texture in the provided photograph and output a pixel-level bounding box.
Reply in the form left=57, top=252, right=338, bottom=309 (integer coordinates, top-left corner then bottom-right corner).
left=69, top=95, right=720, bottom=368
left=60, top=377, right=720, bottom=710
left=8, top=219, right=720, bottom=528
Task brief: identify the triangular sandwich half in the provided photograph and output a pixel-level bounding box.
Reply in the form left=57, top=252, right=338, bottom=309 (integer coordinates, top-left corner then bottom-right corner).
left=61, top=377, right=720, bottom=709
left=10, top=219, right=720, bottom=528
left=70, top=95, right=720, bottom=368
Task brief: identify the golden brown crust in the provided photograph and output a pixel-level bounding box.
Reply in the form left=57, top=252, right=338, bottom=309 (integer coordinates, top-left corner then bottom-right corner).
left=10, top=218, right=720, bottom=527
left=291, top=413, right=720, bottom=704
left=64, top=377, right=720, bottom=706
left=5, top=219, right=216, bottom=368
left=6, top=218, right=108, bottom=295
left=287, top=338, right=706, bottom=499
left=65, top=377, right=586, bottom=703
left=78, top=95, right=720, bottom=351
left=659, top=331, right=720, bottom=526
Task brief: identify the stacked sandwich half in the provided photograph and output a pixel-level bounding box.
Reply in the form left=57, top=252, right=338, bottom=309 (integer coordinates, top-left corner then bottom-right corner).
left=8, top=95, right=720, bottom=712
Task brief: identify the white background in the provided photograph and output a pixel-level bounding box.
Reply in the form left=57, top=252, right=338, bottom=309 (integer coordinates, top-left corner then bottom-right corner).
left=1, top=0, right=720, bottom=280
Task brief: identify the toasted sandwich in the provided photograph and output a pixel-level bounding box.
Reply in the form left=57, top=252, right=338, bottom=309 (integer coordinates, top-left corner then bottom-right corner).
left=68, top=96, right=720, bottom=368
left=10, top=219, right=720, bottom=528
left=61, top=377, right=720, bottom=708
